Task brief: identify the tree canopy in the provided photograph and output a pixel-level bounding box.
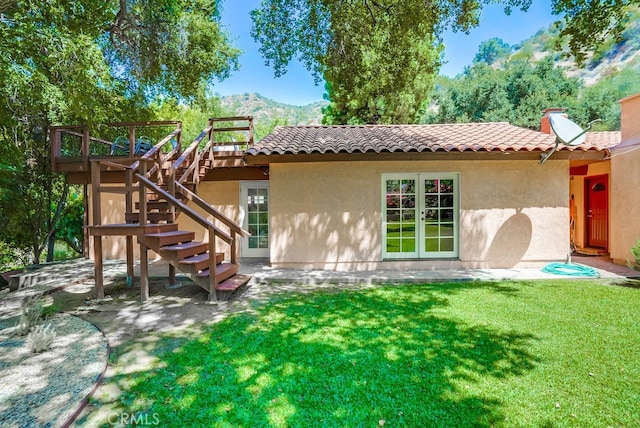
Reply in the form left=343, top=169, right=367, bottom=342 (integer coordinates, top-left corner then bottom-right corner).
left=552, top=0, right=640, bottom=64
left=473, top=38, right=512, bottom=65
left=251, top=0, right=639, bottom=124
left=0, top=0, right=240, bottom=265
left=251, top=0, right=535, bottom=124
left=424, top=57, right=640, bottom=131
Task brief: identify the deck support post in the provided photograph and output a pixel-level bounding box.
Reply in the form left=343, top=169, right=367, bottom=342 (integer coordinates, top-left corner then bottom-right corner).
left=168, top=264, right=177, bottom=288
left=93, top=236, right=104, bottom=299
left=126, top=236, right=134, bottom=286
left=140, top=242, right=149, bottom=301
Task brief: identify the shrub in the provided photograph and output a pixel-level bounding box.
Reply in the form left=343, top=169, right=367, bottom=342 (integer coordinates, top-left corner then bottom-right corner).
left=26, top=324, right=57, bottom=353
left=16, top=295, right=44, bottom=336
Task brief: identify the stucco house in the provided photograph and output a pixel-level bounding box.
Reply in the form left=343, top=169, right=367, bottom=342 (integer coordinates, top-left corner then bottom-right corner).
left=51, top=95, right=640, bottom=299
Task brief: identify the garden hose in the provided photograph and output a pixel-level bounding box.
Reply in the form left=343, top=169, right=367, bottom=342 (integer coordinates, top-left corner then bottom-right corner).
left=541, top=262, right=599, bottom=277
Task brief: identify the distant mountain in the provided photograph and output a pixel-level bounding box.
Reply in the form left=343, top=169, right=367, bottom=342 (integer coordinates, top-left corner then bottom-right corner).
left=219, top=93, right=328, bottom=126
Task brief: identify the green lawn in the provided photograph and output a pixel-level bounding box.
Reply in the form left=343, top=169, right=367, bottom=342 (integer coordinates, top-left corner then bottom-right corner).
left=105, top=280, right=640, bottom=427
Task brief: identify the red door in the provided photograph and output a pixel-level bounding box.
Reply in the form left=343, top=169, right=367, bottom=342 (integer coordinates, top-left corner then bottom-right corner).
left=585, top=175, right=608, bottom=249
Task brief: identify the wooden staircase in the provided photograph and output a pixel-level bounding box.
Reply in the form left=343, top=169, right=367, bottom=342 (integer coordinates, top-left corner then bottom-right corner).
left=57, top=117, right=255, bottom=301
left=140, top=224, right=251, bottom=301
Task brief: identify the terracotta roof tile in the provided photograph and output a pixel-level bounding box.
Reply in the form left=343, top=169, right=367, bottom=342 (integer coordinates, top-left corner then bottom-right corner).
left=245, top=123, right=619, bottom=158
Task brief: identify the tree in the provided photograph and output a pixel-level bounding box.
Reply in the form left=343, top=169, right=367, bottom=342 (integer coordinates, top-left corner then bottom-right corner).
left=473, top=38, right=512, bottom=65
left=425, top=57, right=582, bottom=129
left=551, top=0, right=640, bottom=64
left=251, top=0, right=533, bottom=124
left=0, top=0, right=240, bottom=265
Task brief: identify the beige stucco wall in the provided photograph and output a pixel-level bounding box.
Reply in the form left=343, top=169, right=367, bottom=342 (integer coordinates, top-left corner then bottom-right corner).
left=269, top=159, right=569, bottom=270
left=569, top=162, right=611, bottom=251
left=176, top=181, right=241, bottom=262
left=610, top=93, right=640, bottom=264
left=90, top=181, right=242, bottom=261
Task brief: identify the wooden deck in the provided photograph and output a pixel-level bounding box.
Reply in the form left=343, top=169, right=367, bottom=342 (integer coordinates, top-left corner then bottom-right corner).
left=52, top=118, right=256, bottom=301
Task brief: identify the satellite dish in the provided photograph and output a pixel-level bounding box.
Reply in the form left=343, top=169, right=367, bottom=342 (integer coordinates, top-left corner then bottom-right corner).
left=550, top=115, right=586, bottom=146
left=540, top=115, right=598, bottom=164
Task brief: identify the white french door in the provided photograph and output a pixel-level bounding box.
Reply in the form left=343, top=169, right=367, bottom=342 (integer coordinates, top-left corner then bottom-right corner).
left=382, top=173, right=459, bottom=259
left=240, top=182, right=270, bottom=257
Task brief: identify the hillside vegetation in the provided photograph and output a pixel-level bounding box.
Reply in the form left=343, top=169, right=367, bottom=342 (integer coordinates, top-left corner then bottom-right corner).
left=219, top=16, right=640, bottom=130
left=219, top=93, right=327, bottom=126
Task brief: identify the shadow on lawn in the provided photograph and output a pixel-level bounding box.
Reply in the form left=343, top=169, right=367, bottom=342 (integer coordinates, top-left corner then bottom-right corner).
left=106, top=283, right=539, bottom=427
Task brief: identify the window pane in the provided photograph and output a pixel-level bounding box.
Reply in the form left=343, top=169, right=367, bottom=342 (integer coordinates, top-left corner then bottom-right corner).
left=386, top=180, right=400, bottom=193
left=425, top=210, right=438, bottom=222
left=424, top=179, right=437, bottom=193
left=387, top=239, right=400, bottom=252
left=258, top=237, right=269, bottom=248
left=425, top=195, right=438, bottom=208
left=440, top=180, right=454, bottom=193
left=425, top=238, right=439, bottom=252
left=387, top=224, right=401, bottom=236
left=402, top=195, right=415, bottom=208
left=402, top=180, right=415, bottom=194
left=248, top=212, right=258, bottom=224
left=402, top=239, right=415, bottom=252
left=387, top=195, right=400, bottom=208
left=387, top=210, right=400, bottom=222
left=248, top=225, right=258, bottom=236
left=440, top=238, right=454, bottom=251
left=440, top=195, right=453, bottom=208
left=258, top=212, right=268, bottom=224
left=403, top=210, right=416, bottom=221
left=440, top=224, right=454, bottom=237
left=440, top=209, right=454, bottom=221
left=249, top=237, right=258, bottom=248
left=425, top=224, right=438, bottom=237
left=401, top=223, right=416, bottom=237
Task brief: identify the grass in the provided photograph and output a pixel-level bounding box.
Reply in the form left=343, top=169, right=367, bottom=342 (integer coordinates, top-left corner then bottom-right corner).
left=99, top=280, right=639, bottom=427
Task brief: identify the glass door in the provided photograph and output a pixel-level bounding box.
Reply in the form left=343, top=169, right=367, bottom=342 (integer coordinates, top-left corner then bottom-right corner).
left=240, top=182, right=269, bottom=257
left=383, top=173, right=458, bottom=259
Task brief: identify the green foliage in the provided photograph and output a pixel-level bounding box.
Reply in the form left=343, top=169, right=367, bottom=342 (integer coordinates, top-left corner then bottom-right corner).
left=219, top=93, right=327, bottom=127
left=0, top=0, right=240, bottom=264
left=55, top=188, right=84, bottom=256
left=473, top=37, right=512, bottom=65
left=251, top=0, right=532, bottom=124
left=552, top=0, right=640, bottom=64
left=426, top=57, right=581, bottom=129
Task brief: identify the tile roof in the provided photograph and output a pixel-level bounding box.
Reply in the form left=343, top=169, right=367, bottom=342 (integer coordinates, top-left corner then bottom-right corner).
left=244, top=123, right=618, bottom=159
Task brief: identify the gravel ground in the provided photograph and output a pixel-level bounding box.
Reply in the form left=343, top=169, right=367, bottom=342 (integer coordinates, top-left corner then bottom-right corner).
left=0, top=314, right=109, bottom=428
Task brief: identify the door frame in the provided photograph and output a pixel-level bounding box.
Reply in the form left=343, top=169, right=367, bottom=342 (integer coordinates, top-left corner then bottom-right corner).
left=584, top=174, right=608, bottom=249
left=381, top=172, right=459, bottom=259
left=239, top=181, right=270, bottom=258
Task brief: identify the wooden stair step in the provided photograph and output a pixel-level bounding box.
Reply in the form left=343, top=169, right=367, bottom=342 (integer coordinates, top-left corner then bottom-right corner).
left=197, top=262, right=238, bottom=284
left=135, top=200, right=170, bottom=211
left=179, top=252, right=225, bottom=272
left=125, top=212, right=173, bottom=223
left=161, top=241, right=209, bottom=259
left=215, top=274, right=252, bottom=301
left=144, top=230, right=195, bottom=246
left=216, top=274, right=251, bottom=292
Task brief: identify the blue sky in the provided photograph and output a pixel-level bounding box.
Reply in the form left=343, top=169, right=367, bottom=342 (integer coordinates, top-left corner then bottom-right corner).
left=214, top=1, right=557, bottom=105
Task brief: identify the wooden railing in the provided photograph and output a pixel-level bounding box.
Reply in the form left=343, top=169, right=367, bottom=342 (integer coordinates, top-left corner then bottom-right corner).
left=50, top=121, right=182, bottom=173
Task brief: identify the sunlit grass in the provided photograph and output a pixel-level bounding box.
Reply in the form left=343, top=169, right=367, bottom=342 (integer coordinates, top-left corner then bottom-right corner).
left=106, top=280, right=640, bottom=427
